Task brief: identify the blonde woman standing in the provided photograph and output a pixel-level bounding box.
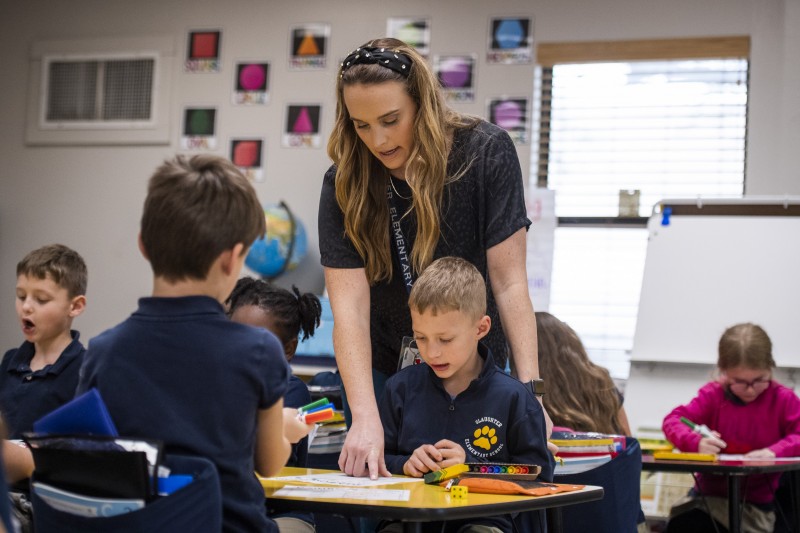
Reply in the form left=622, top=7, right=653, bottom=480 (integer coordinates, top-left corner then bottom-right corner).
left=318, top=37, right=548, bottom=480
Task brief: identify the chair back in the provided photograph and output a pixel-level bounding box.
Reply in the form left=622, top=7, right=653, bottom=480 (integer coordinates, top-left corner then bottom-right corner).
left=554, top=436, right=645, bottom=533
left=31, top=454, right=221, bottom=532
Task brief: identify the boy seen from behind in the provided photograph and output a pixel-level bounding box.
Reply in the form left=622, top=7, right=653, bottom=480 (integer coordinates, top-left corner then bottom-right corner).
left=77, top=155, right=310, bottom=533
left=378, top=256, right=554, bottom=533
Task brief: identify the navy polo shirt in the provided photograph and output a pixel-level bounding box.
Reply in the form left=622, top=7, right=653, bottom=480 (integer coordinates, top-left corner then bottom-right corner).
left=0, top=331, right=85, bottom=438
left=77, top=296, right=289, bottom=533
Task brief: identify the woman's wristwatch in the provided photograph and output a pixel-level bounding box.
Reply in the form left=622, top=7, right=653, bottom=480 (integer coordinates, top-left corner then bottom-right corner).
left=524, top=379, right=546, bottom=396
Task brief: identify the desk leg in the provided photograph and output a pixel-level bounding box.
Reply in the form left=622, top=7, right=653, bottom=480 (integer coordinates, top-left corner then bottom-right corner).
left=546, top=507, right=563, bottom=533
left=402, top=522, right=423, bottom=533
left=728, top=476, right=741, bottom=533
left=792, top=470, right=800, bottom=533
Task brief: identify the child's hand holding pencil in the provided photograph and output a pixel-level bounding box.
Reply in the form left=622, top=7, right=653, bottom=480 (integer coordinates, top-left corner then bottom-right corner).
left=680, top=417, right=727, bottom=454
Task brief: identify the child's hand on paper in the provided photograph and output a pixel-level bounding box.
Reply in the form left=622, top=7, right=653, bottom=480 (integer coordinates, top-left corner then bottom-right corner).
left=403, top=440, right=465, bottom=477
left=744, top=448, right=776, bottom=459
left=282, top=407, right=313, bottom=444
left=698, top=435, right=727, bottom=454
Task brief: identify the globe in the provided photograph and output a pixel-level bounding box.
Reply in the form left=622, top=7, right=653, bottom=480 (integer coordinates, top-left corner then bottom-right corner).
left=245, top=202, right=308, bottom=279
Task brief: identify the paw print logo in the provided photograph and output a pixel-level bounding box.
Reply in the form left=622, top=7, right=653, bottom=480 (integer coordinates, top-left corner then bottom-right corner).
left=472, top=426, right=498, bottom=451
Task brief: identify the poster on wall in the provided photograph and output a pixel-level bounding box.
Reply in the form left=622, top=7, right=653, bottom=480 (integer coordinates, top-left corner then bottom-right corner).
left=386, top=17, right=430, bottom=56
left=282, top=104, right=321, bottom=148
left=487, top=97, right=529, bottom=144
left=185, top=29, right=222, bottom=72
left=181, top=107, right=217, bottom=150
left=434, top=54, right=476, bottom=103
left=289, top=23, right=329, bottom=70
left=233, top=62, right=270, bottom=105
left=230, top=138, right=265, bottom=182
left=486, top=16, right=533, bottom=64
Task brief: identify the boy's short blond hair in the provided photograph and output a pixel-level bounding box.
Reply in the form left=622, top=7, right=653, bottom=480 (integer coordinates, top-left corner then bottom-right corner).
left=140, top=154, right=266, bottom=282
left=17, top=244, right=87, bottom=298
left=408, top=256, right=486, bottom=321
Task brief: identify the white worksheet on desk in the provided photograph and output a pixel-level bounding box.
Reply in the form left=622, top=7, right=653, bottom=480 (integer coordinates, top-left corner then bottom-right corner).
left=274, top=485, right=410, bottom=501
left=267, top=472, right=423, bottom=487
left=719, top=455, right=800, bottom=462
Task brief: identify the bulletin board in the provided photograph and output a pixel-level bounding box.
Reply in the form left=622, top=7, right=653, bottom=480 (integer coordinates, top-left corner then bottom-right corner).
left=631, top=198, right=800, bottom=367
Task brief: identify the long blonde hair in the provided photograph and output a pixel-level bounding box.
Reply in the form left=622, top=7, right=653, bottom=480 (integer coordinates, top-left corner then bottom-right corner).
left=536, top=312, right=625, bottom=435
left=327, top=37, right=477, bottom=285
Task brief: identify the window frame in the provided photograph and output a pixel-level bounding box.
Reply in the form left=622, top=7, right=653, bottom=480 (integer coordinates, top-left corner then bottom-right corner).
left=532, top=36, right=750, bottom=377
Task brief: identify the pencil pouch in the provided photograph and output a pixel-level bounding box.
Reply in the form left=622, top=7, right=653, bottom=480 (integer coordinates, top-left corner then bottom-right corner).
left=23, top=434, right=164, bottom=501
left=446, top=476, right=584, bottom=496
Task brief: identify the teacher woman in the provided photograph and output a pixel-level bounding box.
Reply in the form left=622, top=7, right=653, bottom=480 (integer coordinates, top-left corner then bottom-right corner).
left=319, top=37, right=548, bottom=479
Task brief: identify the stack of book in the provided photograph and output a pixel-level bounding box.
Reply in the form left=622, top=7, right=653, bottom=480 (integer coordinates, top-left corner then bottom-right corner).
left=634, top=426, right=674, bottom=455
left=550, top=431, right=626, bottom=475
left=308, top=411, right=347, bottom=455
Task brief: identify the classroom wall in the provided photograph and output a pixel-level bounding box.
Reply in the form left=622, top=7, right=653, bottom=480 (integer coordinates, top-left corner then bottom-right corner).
left=1, top=0, right=798, bottom=352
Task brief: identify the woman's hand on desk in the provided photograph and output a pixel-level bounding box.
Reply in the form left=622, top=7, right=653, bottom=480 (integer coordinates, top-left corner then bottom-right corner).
left=403, top=440, right=466, bottom=478
left=338, top=414, right=391, bottom=480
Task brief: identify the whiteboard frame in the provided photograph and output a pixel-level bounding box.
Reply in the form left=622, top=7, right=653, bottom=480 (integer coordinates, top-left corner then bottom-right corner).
left=631, top=197, right=800, bottom=367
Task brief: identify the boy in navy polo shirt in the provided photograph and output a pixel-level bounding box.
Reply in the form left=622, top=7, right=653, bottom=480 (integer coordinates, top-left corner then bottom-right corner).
left=0, top=244, right=87, bottom=440
left=378, top=257, right=554, bottom=533
left=77, top=155, right=311, bottom=533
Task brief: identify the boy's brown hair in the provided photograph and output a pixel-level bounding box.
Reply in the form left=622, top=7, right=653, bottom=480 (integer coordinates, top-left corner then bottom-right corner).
left=408, top=256, right=486, bottom=321
left=140, top=154, right=266, bottom=282
left=17, top=244, right=87, bottom=297
left=718, top=322, right=775, bottom=371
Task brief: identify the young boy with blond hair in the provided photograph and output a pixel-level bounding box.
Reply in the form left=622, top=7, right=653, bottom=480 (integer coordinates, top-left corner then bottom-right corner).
left=76, top=154, right=311, bottom=533
left=379, top=256, right=553, bottom=533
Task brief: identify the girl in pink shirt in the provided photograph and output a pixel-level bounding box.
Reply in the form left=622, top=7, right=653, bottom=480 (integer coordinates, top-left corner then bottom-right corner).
left=663, top=323, right=800, bottom=533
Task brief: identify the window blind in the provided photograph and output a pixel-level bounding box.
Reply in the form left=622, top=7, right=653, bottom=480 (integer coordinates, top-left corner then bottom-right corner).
left=534, top=47, right=748, bottom=378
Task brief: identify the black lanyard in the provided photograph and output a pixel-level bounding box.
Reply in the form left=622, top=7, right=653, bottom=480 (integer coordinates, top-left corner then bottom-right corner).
left=387, top=184, right=414, bottom=293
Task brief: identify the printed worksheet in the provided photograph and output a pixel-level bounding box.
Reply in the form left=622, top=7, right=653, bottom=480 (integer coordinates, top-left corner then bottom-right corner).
left=266, top=473, right=422, bottom=487
left=720, top=454, right=800, bottom=462
left=274, top=485, right=410, bottom=501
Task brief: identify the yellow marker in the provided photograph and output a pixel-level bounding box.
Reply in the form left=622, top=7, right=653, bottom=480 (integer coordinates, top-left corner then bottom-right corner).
left=423, top=464, right=469, bottom=484
left=653, top=451, right=718, bottom=462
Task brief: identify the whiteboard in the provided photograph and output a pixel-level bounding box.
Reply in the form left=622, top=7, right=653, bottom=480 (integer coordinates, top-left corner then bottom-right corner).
left=631, top=202, right=800, bottom=367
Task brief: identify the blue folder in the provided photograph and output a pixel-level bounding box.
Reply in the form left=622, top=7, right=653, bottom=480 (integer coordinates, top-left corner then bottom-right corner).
left=33, top=388, right=118, bottom=436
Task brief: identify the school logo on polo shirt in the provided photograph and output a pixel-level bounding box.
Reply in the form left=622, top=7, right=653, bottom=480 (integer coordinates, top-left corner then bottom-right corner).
left=465, top=416, right=504, bottom=458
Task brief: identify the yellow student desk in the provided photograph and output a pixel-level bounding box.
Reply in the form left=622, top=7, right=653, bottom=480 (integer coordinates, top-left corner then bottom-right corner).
left=642, top=455, right=800, bottom=533
left=261, top=467, right=603, bottom=533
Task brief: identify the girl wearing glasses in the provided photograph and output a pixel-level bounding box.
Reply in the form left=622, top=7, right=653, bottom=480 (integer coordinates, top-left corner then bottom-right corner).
left=662, top=323, right=800, bottom=533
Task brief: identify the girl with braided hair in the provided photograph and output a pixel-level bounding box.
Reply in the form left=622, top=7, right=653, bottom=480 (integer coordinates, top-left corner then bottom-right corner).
left=227, top=277, right=322, bottom=533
